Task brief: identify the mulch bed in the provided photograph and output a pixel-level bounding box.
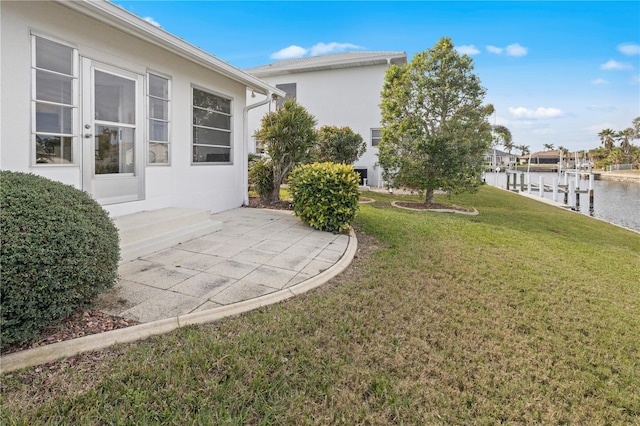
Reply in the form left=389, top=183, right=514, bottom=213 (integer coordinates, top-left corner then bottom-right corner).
left=246, top=196, right=293, bottom=210
left=1, top=311, right=138, bottom=356
left=393, top=201, right=473, bottom=212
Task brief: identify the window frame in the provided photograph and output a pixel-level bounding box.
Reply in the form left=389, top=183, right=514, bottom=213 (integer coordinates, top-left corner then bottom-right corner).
left=191, top=85, right=233, bottom=165
left=31, top=33, right=79, bottom=166
left=275, top=83, right=296, bottom=109
left=147, top=71, right=171, bottom=166
left=371, top=128, right=382, bottom=147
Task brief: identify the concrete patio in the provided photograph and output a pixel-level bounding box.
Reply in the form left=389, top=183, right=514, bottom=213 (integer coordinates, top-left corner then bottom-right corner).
left=102, top=207, right=351, bottom=323
left=1, top=207, right=356, bottom=373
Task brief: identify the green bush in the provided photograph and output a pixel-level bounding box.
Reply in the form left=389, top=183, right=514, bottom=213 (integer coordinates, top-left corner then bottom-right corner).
left=0, top=171, right=120, bottom=350
left=248, top=157, right=275, bottom=202
left=314, top=125, right=366, bottom=164
left=288, top=162, right=360, bottom=233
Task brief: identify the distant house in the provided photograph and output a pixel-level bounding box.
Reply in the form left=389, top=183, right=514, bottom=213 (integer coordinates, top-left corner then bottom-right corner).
left=245, top=51, right=407, bottom=187
left=1, top=0, right=283, bottom=218
left=485, top=149, right=516, bottom=170
left=518, top=150, right=563, bottom=166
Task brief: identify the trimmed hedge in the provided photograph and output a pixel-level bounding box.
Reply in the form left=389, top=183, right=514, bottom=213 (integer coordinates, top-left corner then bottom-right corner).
left=288, top=162, right=360, bottom=233
left=0, top=171, right=120, bottom=350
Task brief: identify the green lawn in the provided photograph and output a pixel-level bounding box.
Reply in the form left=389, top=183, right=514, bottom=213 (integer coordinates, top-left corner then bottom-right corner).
left=2, top=186, right=639, bottom=424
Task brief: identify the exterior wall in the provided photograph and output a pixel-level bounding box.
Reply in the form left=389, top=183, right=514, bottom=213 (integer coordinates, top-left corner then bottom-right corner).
left=247, top=64, right=392, bottom=187
left=1, top=1, right=247, bottom=217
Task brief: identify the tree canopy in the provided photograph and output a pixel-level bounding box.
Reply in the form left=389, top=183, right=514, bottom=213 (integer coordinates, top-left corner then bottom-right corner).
left=594, top=117, right=640, bottom=169
left=314, top=126, right=366, bottom=164
left=378, top=37, right=494, bottom=203
left=253, top=99, right=317, bottom=202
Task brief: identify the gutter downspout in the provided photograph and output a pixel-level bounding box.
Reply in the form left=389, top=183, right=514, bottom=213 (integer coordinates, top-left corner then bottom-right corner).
left=242, top=92, right=275, bottom=206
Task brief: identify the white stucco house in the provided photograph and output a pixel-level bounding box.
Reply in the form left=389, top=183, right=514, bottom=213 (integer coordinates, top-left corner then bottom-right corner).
left=245, top=51, right=407, bottom=188
left=0, top=0, right=284, bottom=219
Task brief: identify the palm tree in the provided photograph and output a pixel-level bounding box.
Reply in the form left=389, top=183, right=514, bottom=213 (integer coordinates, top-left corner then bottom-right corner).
left=598, top=128, right=615, bottom=150
left=516, top=144, right=530, bottom=156
left=632, top=116, right=640, bottom=139
left=503, top=140, right=515, bottom=155
left=543, top=143, right=554, bottom=151
left=491, top=125, right=513, bottom=149
left=617, top=127, right=634, bottom=162
left=489, top=125, right=512, bottom=170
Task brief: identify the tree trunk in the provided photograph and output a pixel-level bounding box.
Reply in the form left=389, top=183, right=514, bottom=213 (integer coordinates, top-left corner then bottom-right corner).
left=425, top=187, right=434, bottom=204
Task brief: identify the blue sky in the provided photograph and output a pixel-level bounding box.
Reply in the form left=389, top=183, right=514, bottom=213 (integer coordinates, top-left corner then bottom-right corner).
left=113, top=1, right=640, bottom=153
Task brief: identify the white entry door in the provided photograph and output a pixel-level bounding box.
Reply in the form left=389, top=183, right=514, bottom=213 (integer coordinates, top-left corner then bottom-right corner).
left=82, top=59, right=144, bottom=204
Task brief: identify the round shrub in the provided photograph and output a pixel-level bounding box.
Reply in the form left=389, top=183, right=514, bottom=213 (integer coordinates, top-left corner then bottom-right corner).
left=0, top=171, right=120, bottom=349
left=288, top=162, right=360, bottom=233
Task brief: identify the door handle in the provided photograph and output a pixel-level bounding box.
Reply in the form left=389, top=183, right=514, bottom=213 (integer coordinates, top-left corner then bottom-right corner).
left=84, top=133, right=93, bottom=138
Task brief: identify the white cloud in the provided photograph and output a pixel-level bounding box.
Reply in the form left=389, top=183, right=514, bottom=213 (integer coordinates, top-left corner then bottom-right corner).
left=309, top=42, right=362, bottom=56
left=505, top=43, right=528, bottom=57
left=456, top=45, right=480, bottom=55
left=143, top=16, right=161, bottom=27
left=532, top=128, right=556, bottom=135
left=509, top=106, right=564, bottom=119
left=590, top=78, right=609, bottom=85
left=585, top=123, right=613, bottom=133
left=617, top=43, right=640, bottom=56
left=485, top=43, right=527, bottom=56
left=271, top=42, right=362, bottom=60
left=600, top=60, right=633, bottom=70
left=271, top=45, right=308, bottom=60
left=586, top=105, right=617, bottom=112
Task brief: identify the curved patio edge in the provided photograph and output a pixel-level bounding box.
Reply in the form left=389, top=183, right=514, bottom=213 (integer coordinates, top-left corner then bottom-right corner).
left=0, top=229, right=358, bottom=374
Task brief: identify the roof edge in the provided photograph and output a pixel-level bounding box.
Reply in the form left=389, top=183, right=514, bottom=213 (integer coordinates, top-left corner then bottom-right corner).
left=246, top=51, right=408, bottom=77
left=54, top=0, right=284, bottom=97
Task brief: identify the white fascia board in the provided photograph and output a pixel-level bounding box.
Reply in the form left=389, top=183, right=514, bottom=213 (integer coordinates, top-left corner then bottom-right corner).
left=249, top=53, right=408, bottom=78
left=54, top=0, right=284, bottom=98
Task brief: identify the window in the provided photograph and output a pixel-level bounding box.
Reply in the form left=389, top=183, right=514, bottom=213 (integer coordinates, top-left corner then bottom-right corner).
left=275, top=83, right=296, bottom=109
left=371, top=128, right=382, bottom=147
left=192, top=87, right=232, bottom=163
left=32, top=36, right=78, bottom=164
left=147, top=73, right=170, bottom=164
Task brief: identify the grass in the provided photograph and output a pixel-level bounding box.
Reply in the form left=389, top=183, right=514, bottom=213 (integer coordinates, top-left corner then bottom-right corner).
left=2, top=186, right=639, bottom=424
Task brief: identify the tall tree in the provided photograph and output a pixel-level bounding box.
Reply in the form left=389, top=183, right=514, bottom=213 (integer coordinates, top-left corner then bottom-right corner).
left=253, top=99, right=318, bottom=202
left=598, top=128, right=615, bottom=150
left=516, top=144, right=530, bottom=156
left=617, top=127, right=635, bottom=162
left=632, top=116, right=640, bottom=139
left=314, top=126, right=366, bottom=164
left=378, top=37, right=493, bottom=204
left=543, top=143, right=554, bottom=151
left=492, top=125, right=513, bottom=152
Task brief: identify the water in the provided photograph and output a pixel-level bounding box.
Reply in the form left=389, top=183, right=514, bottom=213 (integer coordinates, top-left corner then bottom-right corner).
left=484, top=172, right=640, bottom=232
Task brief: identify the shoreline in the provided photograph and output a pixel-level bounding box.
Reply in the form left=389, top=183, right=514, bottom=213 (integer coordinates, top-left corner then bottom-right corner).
left=596, top=171, right=640, bottom=183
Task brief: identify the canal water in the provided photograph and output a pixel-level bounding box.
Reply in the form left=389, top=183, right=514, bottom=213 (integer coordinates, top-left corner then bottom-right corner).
left=484, top=172, right=640, bottom=232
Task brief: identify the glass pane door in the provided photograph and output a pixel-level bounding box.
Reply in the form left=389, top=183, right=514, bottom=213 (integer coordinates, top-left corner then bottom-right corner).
left=82, top=58, right=144, bottom=205
left=93, top=70, right=136, bottom=174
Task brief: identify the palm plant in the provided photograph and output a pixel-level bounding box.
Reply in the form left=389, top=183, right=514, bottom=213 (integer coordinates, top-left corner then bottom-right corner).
left=516, top=144, right=530, bottom=156
left=598, top=128, right=615, bottom=150
left=632, top=116, right=640, bottom=139
left=543, top=143, right=554, bottom=151
left=617, top=127, right=634, bottom=162
left=491, top=125, right=512, bottom=147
